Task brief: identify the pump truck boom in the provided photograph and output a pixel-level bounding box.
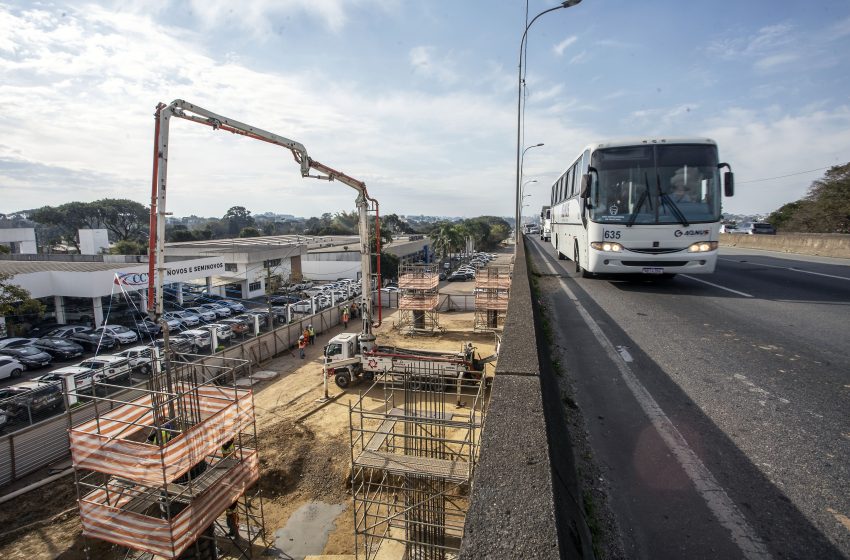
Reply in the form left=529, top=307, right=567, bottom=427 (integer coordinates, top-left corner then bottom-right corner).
left=146, top=99, right=381, bottom=353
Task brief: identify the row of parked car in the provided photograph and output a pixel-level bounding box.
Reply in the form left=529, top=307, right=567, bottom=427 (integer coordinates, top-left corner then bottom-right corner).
left=447, top=252, right=498, bottom=282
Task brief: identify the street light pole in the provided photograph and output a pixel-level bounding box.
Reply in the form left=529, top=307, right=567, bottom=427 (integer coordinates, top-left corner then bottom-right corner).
left=520, top=142, right=544, bottom=187
left=515, top=0, right=582, bottom=243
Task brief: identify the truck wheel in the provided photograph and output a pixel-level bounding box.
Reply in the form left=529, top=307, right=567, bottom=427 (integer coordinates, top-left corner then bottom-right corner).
left=335, top=372, right=351, bottom=389
left=363, top=371, right=375, bottom=382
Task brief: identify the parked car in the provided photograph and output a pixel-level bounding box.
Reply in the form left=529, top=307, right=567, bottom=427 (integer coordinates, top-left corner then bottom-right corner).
left=270, top=294, right=300, bottom=305
left=75, top=355, right=132, bottom=383
left=68, top=328, right=118, bottom=353
left=182, top=329, right=212, bottom=350
left=447, top=272, right=470, bottom=282
left=186, top=306, right=217, bottom=322
left=114, top=346, right=157, bottom=374
left=124, top=319, right=162, bottom=338
left=93, top=325, right=139, bottom=345
left=240, top=311, right=269, bottom=328
left=41, top=325, right=90, bottom=339
left=26, top=322, right=68, bottom=338
left=32, top=337, right=85, bottom=360
left=218, top=299, right=246, bottom=313
left=0, top=357, right=25, bottom=380
left=149, top=336, right=193, bottom=357
left=201, top=323, right=232, bottom=343
left=0, top=381, right=64, bottom=419
left=291, top=300, right=313, bottom=314
left=221, top=317, right=251, bottom=335
left=0, top=337, right=38, bottom=350
left=163, top=311, right=201, bottom=328
left=37, top=367, right=101, bottom=393
left=0, top=346, right=53, bottom=369
left=198, top=303, right=231, bottom=318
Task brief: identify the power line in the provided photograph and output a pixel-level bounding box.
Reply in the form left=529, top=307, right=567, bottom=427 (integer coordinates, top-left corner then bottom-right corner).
left=738, top=166, right=831, bottom=184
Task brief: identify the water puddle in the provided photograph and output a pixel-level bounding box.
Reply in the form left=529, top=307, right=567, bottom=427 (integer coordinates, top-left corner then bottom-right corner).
left=274, top=501, right=347, bottom=559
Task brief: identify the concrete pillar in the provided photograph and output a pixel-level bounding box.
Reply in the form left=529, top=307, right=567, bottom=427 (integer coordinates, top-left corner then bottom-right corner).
left=253, top=315, right=260, bottom=336
left=54, top=295, right=67, bottom=324
left=92, top=297, right=104, bottom=327
left=311, top=296, right=316, bottom=315
left=211, top=330, right=218, bottom=353
left=206, top=276, right=213, bottom=292
left=176, top=282, right=183, bottom=306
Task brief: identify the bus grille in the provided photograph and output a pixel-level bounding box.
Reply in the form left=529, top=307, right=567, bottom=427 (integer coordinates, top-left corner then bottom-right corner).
left=623, top=261, right=688, bottom=267
left=627, top=248, right=683, bottom=254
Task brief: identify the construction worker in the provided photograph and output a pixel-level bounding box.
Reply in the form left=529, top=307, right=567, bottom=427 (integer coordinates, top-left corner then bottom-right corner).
left=147, top=420, right=175, bottom=446
left=226, top=501, right=239, bottom=538
left=342, top=308, right=350, bottom=328
left=303, top=326, right=310, bottom=341
left=222, top=438, right=236, bottom=457
left=350, top=302, right=359, bottom=319
left=308, top=324, right=316, bottom=345
left=298, top=335, right=307, bottom=359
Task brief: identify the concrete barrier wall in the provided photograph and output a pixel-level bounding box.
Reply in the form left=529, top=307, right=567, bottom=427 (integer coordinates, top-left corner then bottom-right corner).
left=460, top=240, right=593, bottom=559
left=721, top=233, right=850, bottom=258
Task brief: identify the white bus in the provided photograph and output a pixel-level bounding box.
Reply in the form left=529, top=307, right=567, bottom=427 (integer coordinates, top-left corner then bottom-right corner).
left=549, top=138, right=733, bottom=277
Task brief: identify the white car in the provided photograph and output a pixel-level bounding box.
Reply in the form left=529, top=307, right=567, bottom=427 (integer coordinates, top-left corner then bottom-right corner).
left=114, top=346, right=157, bottom=374
left=199, top=303, right=231, bottom=318
left=0, top=337, right=37, bottom=350
left=38, top=366, right=101, bottom=392
left=163, top=311, right=201, bottom=327
left=182, top=329, right=212, bottom=349
left=93, top=325, right=139, bottom=345
left=0, top=357, right=25, bottom=380
left=186, top=306, right=217, bottom=322
left=201, top=323, right=232, bottom=342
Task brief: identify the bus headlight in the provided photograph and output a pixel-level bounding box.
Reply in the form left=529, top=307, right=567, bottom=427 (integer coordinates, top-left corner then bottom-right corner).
left=590, top=242, right=623, bottom=252
left=688, top=241, right=718, bottom=252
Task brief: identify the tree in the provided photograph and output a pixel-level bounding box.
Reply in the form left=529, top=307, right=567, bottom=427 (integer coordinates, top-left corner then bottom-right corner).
left=766, top=163, right=850, bottom=233
left=222, top=206, right=255, bottom=236
left=94, top=199, right=149, bottom=241
left=430, top=222, right=463, bottom=260
left=239, top=227, right=261, bottom=238
left=109, top=239, right=148, bottom=255
left=0, top=272, right=45, bottom=336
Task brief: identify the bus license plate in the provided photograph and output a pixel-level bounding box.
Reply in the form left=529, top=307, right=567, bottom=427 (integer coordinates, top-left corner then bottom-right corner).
left=642, top=267, right=664, bottom=275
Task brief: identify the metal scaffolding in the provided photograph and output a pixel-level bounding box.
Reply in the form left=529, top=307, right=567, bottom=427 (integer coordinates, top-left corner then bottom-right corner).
left=67, top=353, right=268, bottom=559
left=473, top=266, right=512, bottom=332
left=397, top=264, right=442, bottom=334
left=350, top=362, right=487, bottom=560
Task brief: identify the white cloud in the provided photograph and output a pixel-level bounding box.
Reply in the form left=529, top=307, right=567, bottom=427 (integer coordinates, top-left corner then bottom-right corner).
left=409, top=45, right=459, bottom=85
left=569, top=50, right=588, bottom=65
left=553, top=35, right=577, bottom=56
left=754, top=52, right=800, bottom=72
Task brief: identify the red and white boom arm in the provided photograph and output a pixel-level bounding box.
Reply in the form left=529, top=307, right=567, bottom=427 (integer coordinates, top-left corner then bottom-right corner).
left=147, top=99, right=380, bottom=339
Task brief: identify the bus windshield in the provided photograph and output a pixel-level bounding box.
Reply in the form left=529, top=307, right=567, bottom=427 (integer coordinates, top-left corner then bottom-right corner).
left=589, top=144, right=721, bottom=225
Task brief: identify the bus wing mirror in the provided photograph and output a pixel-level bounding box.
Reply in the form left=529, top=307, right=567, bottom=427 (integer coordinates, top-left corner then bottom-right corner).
left=718, top=163, right=734, bottom=196
left=580, top=174, right=592, bottom=198
left=724, top=171, right=734, bottom=196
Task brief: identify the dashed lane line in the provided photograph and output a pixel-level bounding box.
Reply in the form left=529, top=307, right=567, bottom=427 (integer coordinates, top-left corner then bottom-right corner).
left=719, top=258, right=850, bottom=282
left=681, top=274, right=755, bottom=298
left=529, top=242, right=772, bottom=560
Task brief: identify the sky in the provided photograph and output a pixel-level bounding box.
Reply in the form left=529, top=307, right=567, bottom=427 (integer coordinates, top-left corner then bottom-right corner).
left=2, top=0, right=850, bottom=221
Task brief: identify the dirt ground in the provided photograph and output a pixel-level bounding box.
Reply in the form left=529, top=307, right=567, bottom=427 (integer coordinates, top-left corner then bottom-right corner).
left=0, top=307, right=498, bottom=560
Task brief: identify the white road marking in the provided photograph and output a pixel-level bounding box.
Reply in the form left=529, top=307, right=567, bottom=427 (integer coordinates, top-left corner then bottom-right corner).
left=531, top=242, right=772, bottom=560
left=719, top=258, right=850, bottom=282
left=681, top=274, right=755, bottom=298
left=616, top=345, right=634, bottom=362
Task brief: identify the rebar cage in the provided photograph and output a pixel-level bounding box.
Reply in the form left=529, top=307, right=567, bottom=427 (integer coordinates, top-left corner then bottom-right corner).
left=350, top=362, right=488, bottom=560
left=67, top=353, right=269, bottom=559
left=397, top=265, right=442, bottom=334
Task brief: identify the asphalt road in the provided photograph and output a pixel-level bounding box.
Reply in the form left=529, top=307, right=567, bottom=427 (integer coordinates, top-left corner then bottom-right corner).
left=525, top=236, right=849, bottom=559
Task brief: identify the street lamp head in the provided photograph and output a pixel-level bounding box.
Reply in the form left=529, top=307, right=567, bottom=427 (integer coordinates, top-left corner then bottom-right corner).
left=534, top=143, right=544, bottom=147
left=561, top=0, right=582, bottom=7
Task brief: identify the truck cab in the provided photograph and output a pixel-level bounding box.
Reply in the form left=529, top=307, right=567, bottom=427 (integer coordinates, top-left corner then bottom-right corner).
left=324, top=333, right=375, bottom=388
